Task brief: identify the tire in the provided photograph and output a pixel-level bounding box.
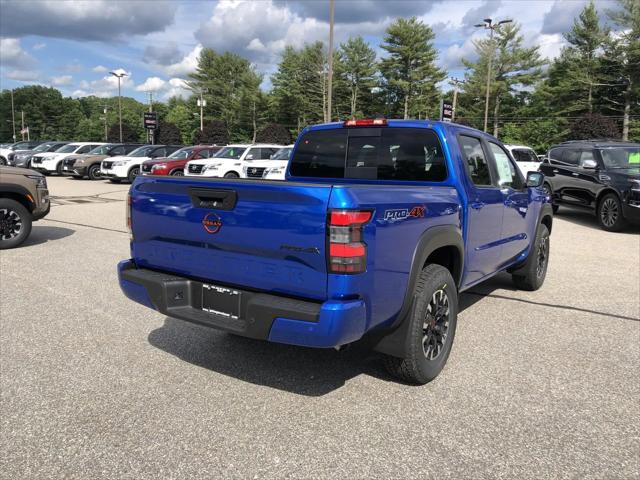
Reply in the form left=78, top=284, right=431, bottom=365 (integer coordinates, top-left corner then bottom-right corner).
left=127, top=166, right=140, bottom=183
left=542, top=183, right=559, bottom=214
left=170, top=169, right=184, bottom=176
left=87, top=164, right=102, bottom=180
left=224, top=171, right=239, bottom=179
left=0, top=157, right=6, bottom=166
left=56, top=162, right=64, bottom=176
left=597, top=193, right=627, bottom=232
left=384, top=264, right=458, bottom=385
left=0, top=199, right=32, bottom=249
left=512, top=223, right=550, bottom=291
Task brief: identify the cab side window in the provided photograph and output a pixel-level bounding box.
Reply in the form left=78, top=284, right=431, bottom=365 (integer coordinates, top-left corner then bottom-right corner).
left=459, top=135, right=492, bottom=186
left=246, top=148, right=260, bottom=160
left=110, top=146, right=125, bottom=155
left=77, top=145, right=94, bottom=154
left=578, top=150, right=595, bottom=167
left=562, top=149, right=581, bottom=166
left=549, top=148, right=564, bottom=164
left=488, top=142, right=522, bottom=189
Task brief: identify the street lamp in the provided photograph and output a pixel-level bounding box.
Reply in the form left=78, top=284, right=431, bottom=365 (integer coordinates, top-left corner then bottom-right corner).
left=474, top=18, right=512, bottom=133
left=109, top=70, right=128, bottom=142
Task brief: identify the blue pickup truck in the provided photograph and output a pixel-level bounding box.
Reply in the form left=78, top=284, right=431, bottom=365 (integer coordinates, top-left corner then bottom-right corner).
left=118, top=119, right=553, bottom=384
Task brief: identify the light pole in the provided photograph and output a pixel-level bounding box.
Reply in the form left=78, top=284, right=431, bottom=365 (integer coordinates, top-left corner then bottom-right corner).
left=450, top=77, right=463, bottom=122
left=109, top=71, right=128, bottom=142
left=10, top=89, right=16, bottom=142
left=326, top=0, right=335, bottom=123
left=102, top=105, right=109, bottom=141
left=474, top=18, right=512, bottom=133
left=197, top=90, right=206, bottom=132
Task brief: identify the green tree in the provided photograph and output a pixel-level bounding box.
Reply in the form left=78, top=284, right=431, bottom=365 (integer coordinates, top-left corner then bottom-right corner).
left=187, top=49, right=262, bottom=141
left=602, top=0, right=640, bottom=140
left=165, top=98, right=198, bottom=144
left=193, top=120, right=229, bottom=145
left=461, top=22, right=544, bottom=137
left=337, top=36, right=377, bottom=117
left=255, top=123, right=291, bottom=144
left=379, top=17, right=445, bottom=119
left=156, top=122, right=182, bottom=144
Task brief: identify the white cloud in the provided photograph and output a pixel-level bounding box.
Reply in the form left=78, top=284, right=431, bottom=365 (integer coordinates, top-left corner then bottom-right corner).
left=162, top=77, right=191, bottom=100
left=155, top=44, right=202, bottom=77
left=50, top=75, right=73, bottom=86
left=0, top=38, right=36, bottom=69
left=32, top=42, right=46, bottom=50
left=93, top=65, right=108, bottom=73
left=135, top=76, right=166, bottom=92
left=77, top=70, right=133, bottom=97
left=5, top=70, right=40, bottom=82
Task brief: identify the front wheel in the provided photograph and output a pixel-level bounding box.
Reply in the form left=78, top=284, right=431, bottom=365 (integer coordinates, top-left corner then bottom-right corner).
left=543, top=183, right=558, bottom=214
left=56, top=162, right=64, bottom=176
left=88, top=164, right=102, bottom=180
left=127, top=167, right=140, bottom=183
left=512, top=223, right=550, bottom=291
left=170, top=169, right=184, bottom=176
left=597, top=193, right=627, bottom=232
left=224, top=171, right=239, bottom=179
left=0, top=199, right=32, bottom=249
left=384, top=264, right=458, bottom=385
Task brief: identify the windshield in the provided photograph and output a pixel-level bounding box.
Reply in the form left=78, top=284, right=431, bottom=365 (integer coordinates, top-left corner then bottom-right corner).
left=271, top=147, right=292, bottom=160
left=214, top=146, right=246, bottom=159
left=33, top=142, right=55, bottom=152
left=128, top=146, right=155, bottom=157
left=88, top=145, right=113, bottom=155
left=56, top=144, right=80, bottom=153
left=168, top=147, right=194, bottom=159
left=599, top=147, right=640, bottom=169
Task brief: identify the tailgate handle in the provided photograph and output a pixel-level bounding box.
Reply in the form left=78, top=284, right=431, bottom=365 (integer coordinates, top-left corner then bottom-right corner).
left=189, top=187, right=237, bottom=210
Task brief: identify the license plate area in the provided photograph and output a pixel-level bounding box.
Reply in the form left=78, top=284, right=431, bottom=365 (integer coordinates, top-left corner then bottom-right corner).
left=202, top=284, right=241, bottom=319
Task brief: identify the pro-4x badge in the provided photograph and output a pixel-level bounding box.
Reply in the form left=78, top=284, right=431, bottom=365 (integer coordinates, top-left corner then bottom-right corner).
left=383, top=205, right=426, bottom=222
left=202, top=212, right=222, bottom=234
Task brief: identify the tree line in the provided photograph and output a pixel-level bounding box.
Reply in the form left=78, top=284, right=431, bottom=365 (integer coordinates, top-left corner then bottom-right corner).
left=0, top=0, right=637, bottom=152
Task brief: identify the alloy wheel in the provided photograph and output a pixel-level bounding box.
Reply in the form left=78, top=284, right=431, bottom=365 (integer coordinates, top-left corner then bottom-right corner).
left=422, top=288, right=450, bottom=360
left=600, top=198, right=618, bottom=228
left=0, top=208, right=22, bottom=240
left=536, top=233, right=549, bottom=278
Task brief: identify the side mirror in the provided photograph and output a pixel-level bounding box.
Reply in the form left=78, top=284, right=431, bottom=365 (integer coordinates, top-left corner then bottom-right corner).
left=582, top=159, right=598, bottom=169
left=526, top=171, right=544, bottom=188
left=246, top=154, right=254, bottom=160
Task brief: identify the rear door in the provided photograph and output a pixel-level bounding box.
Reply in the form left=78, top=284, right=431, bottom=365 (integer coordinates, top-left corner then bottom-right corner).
left=131, top=178, right=332, bottom=300
left=458, top=134, right=505, bottom=286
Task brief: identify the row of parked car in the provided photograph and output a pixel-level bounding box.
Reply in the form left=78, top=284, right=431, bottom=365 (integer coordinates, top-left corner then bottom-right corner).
left=0, top=140, right=294, bottom=183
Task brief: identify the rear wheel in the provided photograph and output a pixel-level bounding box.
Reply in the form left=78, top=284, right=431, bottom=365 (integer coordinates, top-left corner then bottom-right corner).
left=597, top=193, right=626, bottom=232
left=170, top=169, right=184, bottom=176
left=384, top=264, right=458, bottom=385
left=224, top=171, right=239, bottom=179
left=542, top=183, right=558, bottom=214
left=127, top=167, right=140, bottom=183
left=0, top=199, right=32, bottom=249
left=56, top=162, right=64, bottom=176
left=88, top=164, right=102, bottom=180
left=512, top=223, right=550, bottom=291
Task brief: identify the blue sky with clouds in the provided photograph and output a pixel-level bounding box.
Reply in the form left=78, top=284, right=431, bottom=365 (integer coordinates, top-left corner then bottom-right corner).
left=0, top=0, right=615, bottom=103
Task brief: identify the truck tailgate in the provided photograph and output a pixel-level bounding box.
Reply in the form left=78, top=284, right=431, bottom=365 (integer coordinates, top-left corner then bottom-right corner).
left=130, top=177, right=332, bottom=300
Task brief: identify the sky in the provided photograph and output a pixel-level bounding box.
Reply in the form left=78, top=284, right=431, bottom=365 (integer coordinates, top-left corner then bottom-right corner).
left=0, top=0, right=616, bottom=103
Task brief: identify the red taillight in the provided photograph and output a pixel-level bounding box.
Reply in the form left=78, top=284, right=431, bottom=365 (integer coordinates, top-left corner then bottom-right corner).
left=328, top=209, right=372, bottom=274
left=343, top=118, right=387, bottom=127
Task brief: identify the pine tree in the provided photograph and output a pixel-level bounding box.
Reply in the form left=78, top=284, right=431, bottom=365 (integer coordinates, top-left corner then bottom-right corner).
left=379, top=17, right=445, bottom=119
left=337, top=36, right=377, bottom=117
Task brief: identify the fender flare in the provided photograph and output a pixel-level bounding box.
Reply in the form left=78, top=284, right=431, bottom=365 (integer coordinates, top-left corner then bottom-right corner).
left=371, top=224, right=464, bottom=358
left=0, top=183, right=35, bottom=210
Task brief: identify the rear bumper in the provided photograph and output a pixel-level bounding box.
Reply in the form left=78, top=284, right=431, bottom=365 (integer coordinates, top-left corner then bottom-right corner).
left=118, top=260, right=367, bottom=348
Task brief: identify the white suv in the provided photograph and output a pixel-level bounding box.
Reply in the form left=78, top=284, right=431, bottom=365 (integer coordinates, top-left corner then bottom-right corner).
left=504, top=144, right=541, bottom=177
left=101, top=145, right=181, bottom=183
left=256, top=145, right=294, bottom=180
left=31, top=142, right=105, bottom=175
left=185, top=144, right=283, bottom=178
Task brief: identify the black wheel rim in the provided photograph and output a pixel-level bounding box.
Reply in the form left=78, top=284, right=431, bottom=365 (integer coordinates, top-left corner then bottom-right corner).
left=536, top=233, right=549, bottom=278
left=89, top=166, right=101, bottom=179
left=600, top=198, right=618, bottom=227
left=131, top=169, right=139, bottom=178
left=422, top=288, right=450, bottom=361
left=0, top=208, right=23, bottom=240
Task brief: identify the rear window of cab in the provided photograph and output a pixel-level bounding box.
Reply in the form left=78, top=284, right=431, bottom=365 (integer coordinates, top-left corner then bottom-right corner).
left=289, top=127, right=447, bottom=181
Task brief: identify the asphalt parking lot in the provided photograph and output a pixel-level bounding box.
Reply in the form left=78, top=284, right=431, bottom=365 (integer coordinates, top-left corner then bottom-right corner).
left=1, top=176, right=639, bottom=479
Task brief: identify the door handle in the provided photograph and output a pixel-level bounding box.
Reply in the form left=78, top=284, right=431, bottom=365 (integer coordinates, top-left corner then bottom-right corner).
left=572, top=172, right=580, bottom=176
left=471, top=201, right=485, bottom=210
left=552, top=169, right=559, bottom=173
